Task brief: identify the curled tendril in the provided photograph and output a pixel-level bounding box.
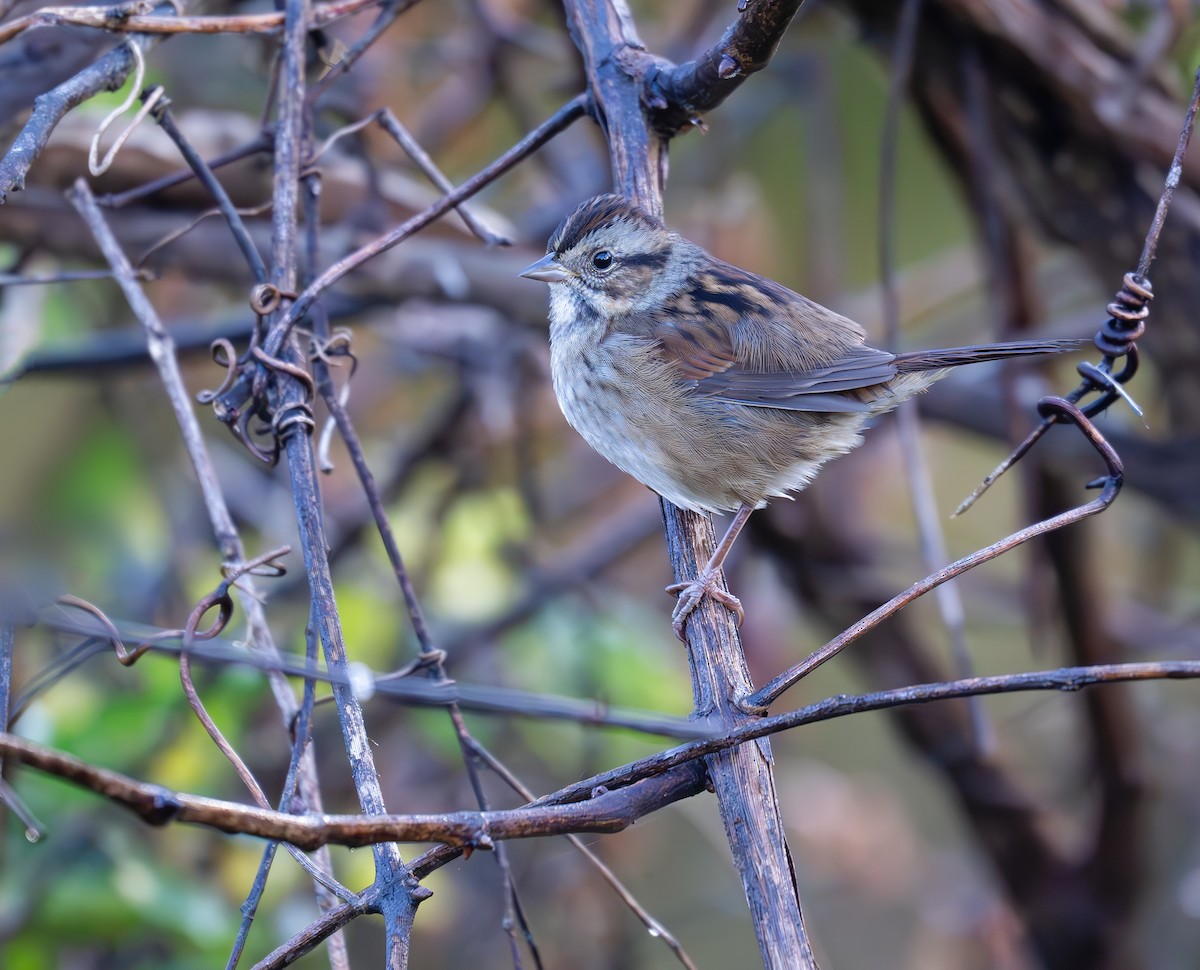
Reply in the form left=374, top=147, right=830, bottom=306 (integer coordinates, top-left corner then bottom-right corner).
left=272, top=402, right=316, bottom=442
left=1069, top=271, right=1151, bottom=421
left=55, top=595, right=173, bottom=667
left=249, top=283, right=297, bottom=317
left=185, top=547, right=294, bottom=646
left=87, top=40, right=165, bottom=177
left=231, top=407, right=278, bottom=464
left=374, top=649, right=449, bottom=685
left=196, top=338, right=240, bottom=404
left=1034, top=395, right=1124, bottom=493
left=200, top=320, right=318, bottom=463
left=309, top=328, right=358, bottom=473
left=250, top=345, right=315, bottom=400
left=308, top=328, right=356, bottom=368
left=184, top=588, right=234, bottom=646
left=955, top=261, right=1152, bottom=517
left=1097, top=272, right=1152, bottom=354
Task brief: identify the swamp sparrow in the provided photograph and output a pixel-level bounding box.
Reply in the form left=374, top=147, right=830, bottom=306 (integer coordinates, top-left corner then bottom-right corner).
left=520, top=195, right=1080, bottom=639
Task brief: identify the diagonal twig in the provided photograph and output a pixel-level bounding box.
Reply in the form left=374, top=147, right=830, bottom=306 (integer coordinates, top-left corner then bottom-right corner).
left=748, top=397, right=1124, bottom=709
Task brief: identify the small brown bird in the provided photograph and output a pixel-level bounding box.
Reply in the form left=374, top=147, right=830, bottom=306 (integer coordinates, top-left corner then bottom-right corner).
left=521, top=195, right=1079, bottom=639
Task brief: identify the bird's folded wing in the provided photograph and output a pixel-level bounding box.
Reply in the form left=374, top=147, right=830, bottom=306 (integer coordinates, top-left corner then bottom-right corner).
left=655, top=322, right=899, bottom=413
left=696, top=350, right=899, bottom=410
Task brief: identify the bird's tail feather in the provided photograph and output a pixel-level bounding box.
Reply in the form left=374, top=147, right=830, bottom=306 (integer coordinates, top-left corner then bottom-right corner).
left=894, top=338, right=1086, bottom=374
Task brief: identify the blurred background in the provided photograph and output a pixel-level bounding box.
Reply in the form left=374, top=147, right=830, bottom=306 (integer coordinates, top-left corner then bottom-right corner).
left=2, top=1, right=1200, bottom=967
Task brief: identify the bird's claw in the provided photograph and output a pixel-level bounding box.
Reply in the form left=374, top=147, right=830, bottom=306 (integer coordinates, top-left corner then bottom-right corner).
left=666, top=572, right=743, bottom=641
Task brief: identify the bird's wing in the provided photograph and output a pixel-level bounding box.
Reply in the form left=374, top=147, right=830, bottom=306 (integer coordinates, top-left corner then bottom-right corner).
left=648, top=262, right=898, bottom=414
left=691, top=349, right=900, bottom=413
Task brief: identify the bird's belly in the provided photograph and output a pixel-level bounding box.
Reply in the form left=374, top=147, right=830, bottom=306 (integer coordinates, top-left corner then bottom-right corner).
left=551, top=342, right=869, bottom=513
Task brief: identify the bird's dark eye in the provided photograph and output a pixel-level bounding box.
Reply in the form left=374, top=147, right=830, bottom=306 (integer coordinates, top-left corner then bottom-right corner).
left=591, top=250, right=614, bottom=271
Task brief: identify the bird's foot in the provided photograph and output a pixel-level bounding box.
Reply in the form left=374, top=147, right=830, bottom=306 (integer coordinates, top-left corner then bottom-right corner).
left=666, top=572, right=743, bottom=641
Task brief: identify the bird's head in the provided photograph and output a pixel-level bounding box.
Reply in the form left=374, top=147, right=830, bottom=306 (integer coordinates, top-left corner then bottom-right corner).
left=519, top=194, right=687, bottom=319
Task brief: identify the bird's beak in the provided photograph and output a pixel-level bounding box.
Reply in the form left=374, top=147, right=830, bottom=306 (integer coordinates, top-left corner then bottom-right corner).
left=519, top=252, right=575, bottom=284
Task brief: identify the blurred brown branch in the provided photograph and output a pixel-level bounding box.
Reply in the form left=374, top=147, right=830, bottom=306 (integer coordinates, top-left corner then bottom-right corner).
left=0, top=0, right=381, bottom=45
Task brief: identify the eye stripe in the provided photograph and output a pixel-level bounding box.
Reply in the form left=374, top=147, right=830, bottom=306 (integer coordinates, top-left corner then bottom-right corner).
left=619, top=251, right=669, bottom=271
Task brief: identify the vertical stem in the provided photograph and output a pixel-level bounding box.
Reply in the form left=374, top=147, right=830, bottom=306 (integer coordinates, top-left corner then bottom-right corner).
left=660, top=507, right=817, bottom=969
left=270, top=0, right=415, bottom=964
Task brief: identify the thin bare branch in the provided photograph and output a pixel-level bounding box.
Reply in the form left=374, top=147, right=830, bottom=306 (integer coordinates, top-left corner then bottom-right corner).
left=0, top=0, right=382, bottom=46
left=262, top=0, right=415, bottom=962
left=463, top=736, right=699, bottom=970
left=99, top=133, right=274, bottom=209
left=10, top=652, right=1199, bottom=851
left=0, top=732, right=709, bottom=849
left=375, top=108, right=510, bottom=245
left=544, top=659, right=1200, bottom=808
left=152, top=102, right=269, bottom=282
left=23, top=602, right=716, bottom=738
left=1137, top=67, right=1200, bottom=275
left=251, top=898, right=375, bottom=970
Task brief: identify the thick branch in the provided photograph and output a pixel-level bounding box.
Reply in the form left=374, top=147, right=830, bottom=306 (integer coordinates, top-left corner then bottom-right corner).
left=647, top=0, right=807, bottom=135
